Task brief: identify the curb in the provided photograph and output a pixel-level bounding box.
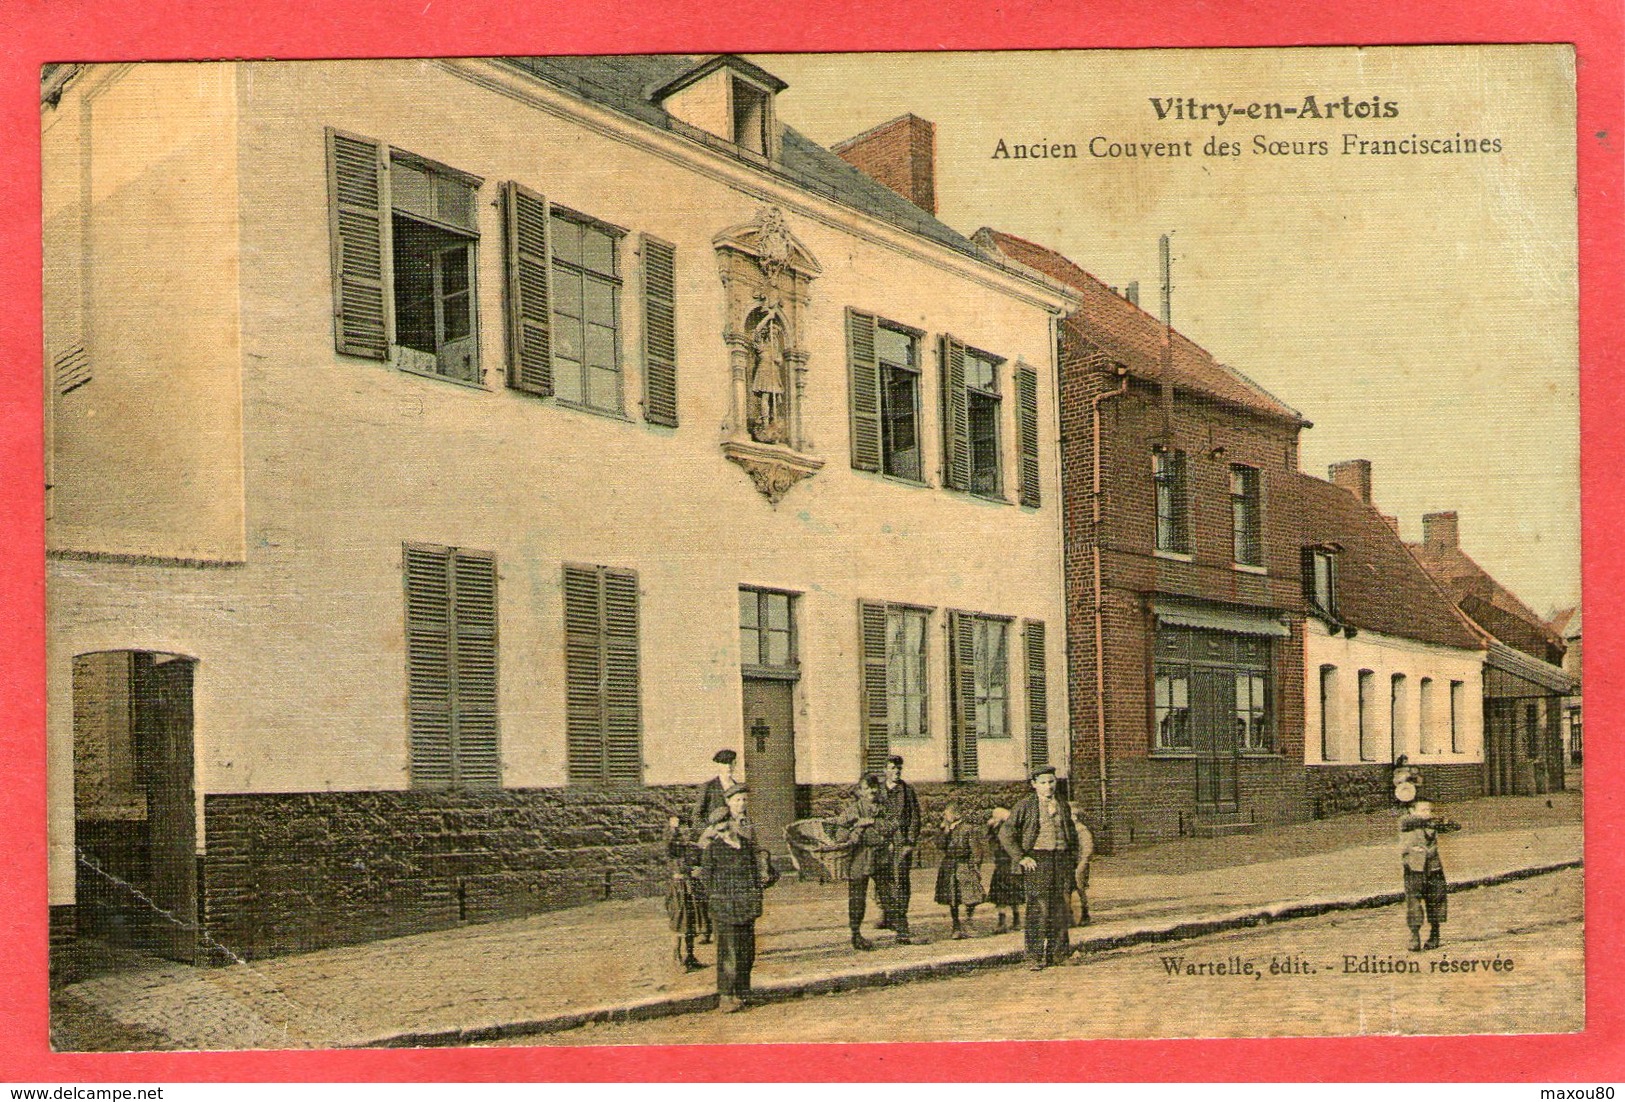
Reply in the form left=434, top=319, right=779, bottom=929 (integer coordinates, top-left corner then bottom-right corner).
left=359, top=857, right=1582, bottom=1049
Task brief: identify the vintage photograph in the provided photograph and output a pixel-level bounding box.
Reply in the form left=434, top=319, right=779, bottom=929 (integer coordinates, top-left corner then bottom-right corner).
left=41, top=46, right=1580, bottom=1050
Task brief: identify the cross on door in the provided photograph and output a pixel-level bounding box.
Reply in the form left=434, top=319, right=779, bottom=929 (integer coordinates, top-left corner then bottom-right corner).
left=752, top=717, right=771, bottom=753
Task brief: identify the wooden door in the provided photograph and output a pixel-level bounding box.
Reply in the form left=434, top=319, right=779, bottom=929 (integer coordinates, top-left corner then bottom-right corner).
left=1192, top=668, right=1239, bottom=811
left=741, top=678, right=797, bottom=855
left=132, top=654, right=199, bottom=963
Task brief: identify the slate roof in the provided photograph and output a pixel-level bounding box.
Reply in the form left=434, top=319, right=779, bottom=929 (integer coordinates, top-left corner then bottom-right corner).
left=974, top=228, right=1306, bottom=425
left=496, top=55, right=986, bottom=260
left=1407, top=538, right=1566, bottom=662
left=1286, top=473, right=1484, bottom=651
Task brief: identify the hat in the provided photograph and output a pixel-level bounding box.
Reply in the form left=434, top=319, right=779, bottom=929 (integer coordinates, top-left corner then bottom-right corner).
left=1030, top=765, right=1058, bottom=781
left=712, top=749, right=737, bottom=765
left=887, top=754, right=905, bottom=767
left=723, top=781, right=749, bottom=799
left=988, top=806, right=1011, bottom=826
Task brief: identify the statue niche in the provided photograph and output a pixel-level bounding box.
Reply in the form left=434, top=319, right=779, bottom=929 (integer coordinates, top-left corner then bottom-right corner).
left=714, top=206, right=824, bottom=504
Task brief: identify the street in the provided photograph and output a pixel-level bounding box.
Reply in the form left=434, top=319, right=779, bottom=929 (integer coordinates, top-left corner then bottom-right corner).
left=501, top=868, right=1582, bottom=1045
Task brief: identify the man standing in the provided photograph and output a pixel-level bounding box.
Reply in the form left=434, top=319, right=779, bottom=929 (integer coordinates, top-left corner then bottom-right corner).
left=699, top=782, right=777, bottom=1012
left=692, top=749, right=738, bottom=832
left=834, top=774, right=898, bottom=951
left=999, top=765, right=1079, bottom=970
left=878, top=754, right=921, bottom=943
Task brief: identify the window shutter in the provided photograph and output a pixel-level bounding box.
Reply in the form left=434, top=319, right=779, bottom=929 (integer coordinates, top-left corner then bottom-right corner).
left=1301, top=548, right=1317, bottom=607
left=452, top=550, right=500, bottom=788
left=563, top=565, right=604, bottom=783
left=1017, top=363, right=1041, bottom=507
left=405, top=545, right=453, bottom=788
left=949, top=610, right=979, bottom=780
left=641, top=236, right=679, bottom=427
left=327, top=129, right=390, bottom=360
left=1024, top=619, right=1049, bottom=772
left=847, top=310, right=882, bottom=472
left=602, top=568, right=644, bottom=785
left=503, top=181, right=553, bottom=396
left=859, top=600, right=890, bottom=776
left=940, top=336, right=970, bottom=491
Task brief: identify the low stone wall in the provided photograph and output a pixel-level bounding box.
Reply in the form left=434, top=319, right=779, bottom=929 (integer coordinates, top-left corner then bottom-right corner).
left=1307, top=761, right=1486, bottom=818
left=801, top=780, right=1035, bottom=861
left=202, top=786, right=690, bottom=960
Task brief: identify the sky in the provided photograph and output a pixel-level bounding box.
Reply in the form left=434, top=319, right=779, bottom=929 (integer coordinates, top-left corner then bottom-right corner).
left=749, top=47, right=1580, bottom=617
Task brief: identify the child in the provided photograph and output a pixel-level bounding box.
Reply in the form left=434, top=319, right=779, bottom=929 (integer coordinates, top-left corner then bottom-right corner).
left=1070, top=807, right=1095, bottom=927
left=933, top=801, right=985, bottom=938
left=664, top=816, right=705, bottom=971
left=985, top=807, right=1023, bottom=934
left=1399, top=800, right=1462, bottom=951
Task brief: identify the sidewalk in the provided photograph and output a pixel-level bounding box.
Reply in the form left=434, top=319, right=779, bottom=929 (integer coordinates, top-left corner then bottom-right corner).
left=53, top=789, right=1583, bottom=1050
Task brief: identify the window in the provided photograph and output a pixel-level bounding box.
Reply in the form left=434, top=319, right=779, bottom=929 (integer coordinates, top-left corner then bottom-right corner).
left=940, top=336, right=1005, bottom=498
left=732, top=77, right=772, bottom=155
left=404, top=544, right=498, bottom=788
left=564, top=564, right=642, bottom=785
left=1154, top=449, right=1190, bottom=553
left=550, top=210, right=624, bottom=413
left=967, top=351, right=1002, bottom=497
left=1357, top=670, right=1376, bottom=761
left=1230, top=465, right=1262, bottom=566
left=1155, top=668, right=1192, bottom=750
left=1304, top=548, right=1339, bottom=617
left=327, top=130, right=483, bottom=383
left=1236, top=672, right=1270, bottom=751
left=1319, top=664, right=1338, bottom=761
left=948, top=611, right=1010, bottom=779
left=847, top=312, right=922, bottom=480
left=1450, top=680, right=1464, bottom=753
left=740, top=588, right=796, bottom=673
left=1390, top=674, right=1408, bottom=760
left=640, top=236, right=679, bottom=427
left=858, top=601, right=928, bottom=774
left=1418, top=677, right=1435, bottom=754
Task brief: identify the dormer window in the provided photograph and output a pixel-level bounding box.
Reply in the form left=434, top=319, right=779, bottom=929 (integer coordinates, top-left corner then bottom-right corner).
left=732, top=77, right=771, bottom=155
left=1302, top=544, right=1341, bottom=618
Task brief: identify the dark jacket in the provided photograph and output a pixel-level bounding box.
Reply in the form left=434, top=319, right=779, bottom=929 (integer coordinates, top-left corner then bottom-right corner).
left=691, top=776, right=729, bottom=832
left=834, top=791, right=898, bottom=879
left=701, top=818, right=775, bottom=924
left=881, top=779, right=922, bottom=846
left=999, top=793, right=1079, bottom=863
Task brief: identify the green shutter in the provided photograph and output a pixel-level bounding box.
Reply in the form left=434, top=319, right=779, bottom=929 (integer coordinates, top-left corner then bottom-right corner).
left=327, top=129, right=390, bottom=360
left=564, top=565, right=604, bottom=784
left=950, top=610, right=979, bottom=780
left=941, top=335, right=970, bottom=491
left=1025, top=619, right=1049, bottom=773
left=603, top=568, right=644, bottom=785
left=503, top=181, right=553, bottom=396
left=405, top=545, right=453, bottom=788
left=847, top=310, right=882, bottom=472
left=859, top=600, right=890, bottom=776
left=641, top=236, right=679, bottom=427
left=1017, top=363, right=1041, bottom=507
left=453, top=550, right=500, bottom=788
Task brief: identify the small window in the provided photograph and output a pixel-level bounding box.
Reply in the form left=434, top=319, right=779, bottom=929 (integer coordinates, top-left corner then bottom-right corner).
left=1357, top=670, right=1376, bottom=761
left=1417, top=677, right=1435, bottom=755
left=967, top=351, right=1002, bottom=497
left=1154, top=449, right=1190, bottom=553
left=1155, top=669, right=1192, bottom=750
left=740, top=588, right=796, bottom=673
left=948, top=610, right=1011, bottom=780
left=1319, top=664, right=1338, bottom=762
left=972, top=616, right=1010, bottom=741
left=550, top=210, right=624, bottom=414
left=1236, top=672, right=1271, bottom=751
left=1304, top=547, right=1339, bottom=617
left=1391, top=673, right=1408, bottom=760
left=391, top=156, right=480, bottom=384
left=1230, top=465, right=1262, bottom=566
left=878, top=325, right=922, bottom=481
left=886, top=606, right=929, bottom=740
left=732, top=78, right=771, bottom=155
left=1450, top=679, right=1465, bottom=753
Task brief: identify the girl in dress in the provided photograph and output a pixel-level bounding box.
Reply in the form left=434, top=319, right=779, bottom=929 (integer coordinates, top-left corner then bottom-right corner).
left=933, top=802, right=985, bottom=938
left=985, top=807, right=1023, bottom=934
left=664, top=816, right=705, bottom=971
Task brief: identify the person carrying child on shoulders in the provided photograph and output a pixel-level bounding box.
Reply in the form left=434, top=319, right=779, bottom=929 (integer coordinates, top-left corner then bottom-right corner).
left=1399, top=799, right=1462, bottom=952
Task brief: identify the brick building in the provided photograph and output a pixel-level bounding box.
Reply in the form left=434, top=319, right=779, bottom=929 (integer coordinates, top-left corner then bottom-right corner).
left=1408, top=512, right=1575, bottom=795
left=44, top=57, right=1075, bottom=961
left=975, top=229, right=1313, bottom=848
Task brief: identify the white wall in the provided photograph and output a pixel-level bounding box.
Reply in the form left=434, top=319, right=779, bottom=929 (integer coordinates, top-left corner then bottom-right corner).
left=1304, top=620, right=1484, bottom=766
left=46, top=60, right=1073, bottom=901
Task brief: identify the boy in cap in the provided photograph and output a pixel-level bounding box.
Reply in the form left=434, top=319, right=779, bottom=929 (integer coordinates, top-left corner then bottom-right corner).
left=687, top=748, right=738, bottom=945
left=699, top=781, right=778, bottom=1011
left=1399, top=799, right=1461, bottom=951
left=999, top=765, right=1079, bottom=969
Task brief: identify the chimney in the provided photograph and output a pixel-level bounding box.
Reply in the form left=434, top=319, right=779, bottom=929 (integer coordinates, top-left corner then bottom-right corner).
left=1125, top=281, right=1140, bottom=307
left=1423, top=511, right=1459, bottom=550
left=1381, top=514, right=1400, bottom=533
left=833, top=114, right=937, bottom=215
left=1329, top=459, right=1372, bottom=504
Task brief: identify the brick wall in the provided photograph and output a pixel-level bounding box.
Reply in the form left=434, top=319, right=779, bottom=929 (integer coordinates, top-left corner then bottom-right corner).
left=202, top=786, right=692, bottom=960
left=832, top=114, right=936, bottom=214
left=1104, top=757, right=1312, bottom=845
left=1306, top=761, right=1485, bottom=817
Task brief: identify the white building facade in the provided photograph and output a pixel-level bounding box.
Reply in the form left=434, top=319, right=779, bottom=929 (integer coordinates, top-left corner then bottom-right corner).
left=44, top=57, right=1075, bottom=959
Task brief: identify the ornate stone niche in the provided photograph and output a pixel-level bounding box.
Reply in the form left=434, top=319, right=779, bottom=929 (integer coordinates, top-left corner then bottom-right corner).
left=714, top=206, right=824, bottom=504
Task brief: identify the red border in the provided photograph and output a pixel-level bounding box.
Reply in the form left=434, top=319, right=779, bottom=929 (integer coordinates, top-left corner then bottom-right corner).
left=4, top=0, right=1620, bottom=1082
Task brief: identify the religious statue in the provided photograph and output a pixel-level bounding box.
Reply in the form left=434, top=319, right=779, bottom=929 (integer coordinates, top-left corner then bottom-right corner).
left=747, top=309, right=789, bottom=445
